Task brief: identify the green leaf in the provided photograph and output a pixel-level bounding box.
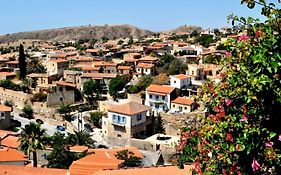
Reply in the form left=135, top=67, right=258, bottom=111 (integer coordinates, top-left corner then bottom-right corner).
left=270, top=132, right=276, bottom=139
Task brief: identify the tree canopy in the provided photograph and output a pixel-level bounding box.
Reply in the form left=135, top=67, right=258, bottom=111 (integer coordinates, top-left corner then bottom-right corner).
left=178, top=1, right=281, bottom=174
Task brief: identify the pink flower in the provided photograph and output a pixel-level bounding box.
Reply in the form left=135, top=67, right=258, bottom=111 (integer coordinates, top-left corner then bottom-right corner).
left=225, top=98, right=232, bottom=107
left=240, top=114, right=247, bottom=122
left=265, top=141, right=274, bottom=148
left=251, top=159, right=261, bottom=172
left=278, top=135, right=281, bottom=141
left=238, top=34, right=249, bottom=41
left=225, top=52, right=232, bottom=58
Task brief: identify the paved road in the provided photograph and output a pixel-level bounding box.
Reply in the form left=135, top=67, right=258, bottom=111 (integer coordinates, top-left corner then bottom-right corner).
left=12, top=108, right=64, bottom=136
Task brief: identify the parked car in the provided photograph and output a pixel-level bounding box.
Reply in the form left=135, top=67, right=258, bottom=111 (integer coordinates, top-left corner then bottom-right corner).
left=84, top=123, right=93, bottom=132
left=36, top=119, right=44, bottom=124
left=56, top=125, right=65, bottom=131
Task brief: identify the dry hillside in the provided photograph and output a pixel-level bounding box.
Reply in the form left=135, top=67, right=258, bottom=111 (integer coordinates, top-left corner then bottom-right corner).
left=0, top=24, right=154, bottom=43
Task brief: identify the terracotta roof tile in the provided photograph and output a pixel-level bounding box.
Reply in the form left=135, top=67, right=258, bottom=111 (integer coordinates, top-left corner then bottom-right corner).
left=173, top=74, right=192, bottom=80
left=117, top=66, right=132, bottom=70
left=139, top=56, right=158, bottom=61
left=0, top=105, right=12, bottom=112
left=6, top=61, right=19, bottom=65
left=1, top=135, right=19, bottom=149
left=0, top=148, right=26, bottom=162
left=81, top=73, right=117, bottom=79
left=51, top=59, right=69, bottom=63
left=69, top=145, right=88, bottom=153
left=56, top=81, right=76, bottom=88
left=0, top=72, right=16, bottom=77
left=82, top=66, right=101, bottom=71
left=146, top=84, right=175, bottom=94
left=0, top=165, right=68, bottom=175
left=108, top=102, right=150, bottom=116
left=70, top=147, right=143, bottom=175
left=172, top=97, right=194, bottom=105
left=93, top=165, right=193, bottom=175
left=136, top=63, right=154, bottom=69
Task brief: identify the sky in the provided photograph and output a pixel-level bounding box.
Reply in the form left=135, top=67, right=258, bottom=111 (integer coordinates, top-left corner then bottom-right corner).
left=0, top=0, right=279, bottom=34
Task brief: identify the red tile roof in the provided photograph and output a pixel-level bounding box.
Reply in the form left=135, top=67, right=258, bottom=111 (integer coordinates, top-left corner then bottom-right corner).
left=0, top=72, right=16, bottom=77
left=51, top=59, right=69, bottom=63
left=136, top=63, right=154, bottom=69
left=139, top=56, right=158, bottom=61
left=172, top=97, right=194, bottom=105
left=108, top=102, right=150, bottom=116
left=93, top=165, right=193, bottom=175
left=86, top=49, right=99, bottom=53
left=70, top=147, right=142, bottom=175
left=1, top=135, right=20, bottom=149
left=6, top=61, right=19, bottom=65
left=69, top=145, right=88, bottom=153
left=173, top=74, right=192, bottom=80
left=0, top=105, right=12, bottom=112
left=117, top=66, right=132, bottom=70
left=146, top=84, right=175, bottom=94
left=0, top=130, right=18, bottom=139
left=0, top=165, right=68, bottom=175
left=82, top=66, right=101, bottom=71
left=81, top=73, right=117, bottom=79
left=56, top=81, right=76, bottom=88
left=0, top=148, right=26, bottom=162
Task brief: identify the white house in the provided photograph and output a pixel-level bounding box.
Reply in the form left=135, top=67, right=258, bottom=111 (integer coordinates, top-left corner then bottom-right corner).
left=171, top=97, right=196, bottom=114
left=170, top=74, right=192, bottom=89
left=102, top=102, right=151, bottom=146
left=145, top=84, right=176, bottom=115
left=136, top=63, right=155, bottom=76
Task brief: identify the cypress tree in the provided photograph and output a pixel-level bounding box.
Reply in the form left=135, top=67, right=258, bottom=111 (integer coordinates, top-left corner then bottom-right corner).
left=152, top=113, right=165, bottom=134
left=19, top=44, right=27, bottom=79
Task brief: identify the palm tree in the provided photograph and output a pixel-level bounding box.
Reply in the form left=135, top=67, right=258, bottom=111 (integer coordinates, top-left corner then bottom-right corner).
left=19, top=122, right=49, bottom=167
left=67, top=130, right=95, bottom=148
left=27, top=58, right=46, bottom=74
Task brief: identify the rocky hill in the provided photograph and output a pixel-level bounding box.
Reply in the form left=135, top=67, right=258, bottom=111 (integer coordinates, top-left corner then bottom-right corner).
left=167, top=25, right=202, bottom=34
left=0, top=25, right=154, bottom=43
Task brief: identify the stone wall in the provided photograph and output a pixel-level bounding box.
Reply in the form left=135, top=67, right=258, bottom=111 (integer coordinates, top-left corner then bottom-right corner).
left=0, top=87, right=30, bottom=108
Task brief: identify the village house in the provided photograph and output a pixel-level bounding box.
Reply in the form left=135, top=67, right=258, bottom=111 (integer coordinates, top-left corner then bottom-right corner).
left=0, top=148, right=26, bottom=166
left=123, top=52, right=142, bottom=60
left=82, top=66, right=102, bottom=74
left=63, top=70, right=82, bottom=85
left=70, top=147, right=143, bottom=175
left=102, top=62, right=118, bottom=74
left=138, top=56, right=158, bottom=64
left=27, top=73, right=54, bottom=89
left=46, top=81, right=79, bottom=107
left=0, top=105, right=13, bottom=130
left=187, top=64, right=205, bottom=81
left=117, top=66, right=132, bottom=75
left=135, top=63, right=155, bottom=77
left=145, top=84, right=178, bottom=115
left=79, top=73, right=117, bottom=90
left=6, top=61, right=19, bottom=71
left=169, top=74, right=192, bottom=90
left=102, top=102, right=151, bottom=146
left=171, top=97, right=196, bottom=114
left=0, top=72, right=16, bottom=81
left=46, top=59, right=69, bottom=78
left=47, top=50, right=67, bottom=61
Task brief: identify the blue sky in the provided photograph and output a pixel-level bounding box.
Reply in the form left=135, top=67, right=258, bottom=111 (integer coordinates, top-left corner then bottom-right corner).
left=0, top=0, right=278, bottom=34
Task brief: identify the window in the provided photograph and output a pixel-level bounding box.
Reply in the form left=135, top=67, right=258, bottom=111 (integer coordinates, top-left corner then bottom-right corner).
left=137, top=114, right=142, bottom=121
left=149, top=94, right=152, bottom=99
left=162, top=96, right=165, bottom=100
left=174, top=81, right=176, bottom=84
left=1, top=113, right=4, bottom=117
left=117, top=115, right=121, bottom=123
left=173, top=105, right=175, bottom=108
left=117, top=134, right=121, bottom=138
left=185, top=107, right=187, bottom=110
left=112, top=115, right=117, bottom=122
left=155, top=104, right=159, bottom=109
left=192, top=70, right=194, bottom=75
left=122, top=117, right=126, bottom=123
left=155, top=95, right=159, bottom=100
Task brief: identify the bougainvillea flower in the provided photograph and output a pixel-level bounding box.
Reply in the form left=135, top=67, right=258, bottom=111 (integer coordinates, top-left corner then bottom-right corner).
left=255, top=30, right=263, bottom=38
left=225, top=98, right=232, bottom=106
left=240, top=114, right=248, bottom=122
left=207, top=152, right=212, bottom=158
left=226, top=133, right=234, bottom=142
left=251, top=159, right=261, bottom=172
left=238, top=34, right=249, bottom=41
left=225, top=52, right=232, bottom=58
left=279, top=135, right=281, bottom=141
left=265, top=141, right=274, bottom=148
